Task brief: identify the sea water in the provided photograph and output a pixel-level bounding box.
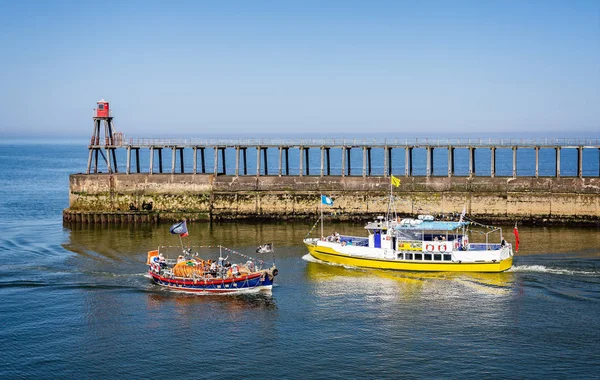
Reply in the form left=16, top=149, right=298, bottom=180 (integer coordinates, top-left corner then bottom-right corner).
left=0, top=142, right=599, bottom=378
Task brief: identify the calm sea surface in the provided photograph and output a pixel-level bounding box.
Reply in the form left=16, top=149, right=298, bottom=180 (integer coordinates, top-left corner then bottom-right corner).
left=0, top=143, right=599, bottom=379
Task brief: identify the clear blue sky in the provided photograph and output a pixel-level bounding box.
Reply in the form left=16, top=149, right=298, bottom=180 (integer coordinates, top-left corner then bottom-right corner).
left=0, top=0, right=598, bottom=139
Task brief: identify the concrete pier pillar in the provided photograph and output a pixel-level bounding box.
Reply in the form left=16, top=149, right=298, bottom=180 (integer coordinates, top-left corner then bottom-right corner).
left=535, top=147, right=539, bottom=178
left=341, top=147, right=346, bottom=177
left=448, top=146, right=454, bottom=177
left=426, top=146, right=433, bottom=177
left=299, top=146, right=304, bottom=176
left=362, top=147, right=367, bottom=177
left=512, top=146, right=517, bottom=178
left=469, top=147, right=475, bottom=177
left=149, top=147, right=154, bottom=174
left=278, top=147, right=283, bottom=177
left=214, top=147, right=219, bottom=175
left=383, top=146, right=388, bottom=177
left=405, top=147, right=412, bottom=177
left=556, top=147, right=561, bottom=177
left=256, top=146, right=261, bottom=176
left=126, top=146, right=131, bottom=174
left=86, top=149, right=93, bottom=174
left=490, top=147, right=496, bottom=177
left=235, top=147, right=241, bottom=176
left=171, top=148, right=176, bottom=174
left=106, top=146, right=112, bottom=174
left=193, top=147, right=198, bottom=174
left=320, top=147, right=324, bottom=177
left=578, top=146, right=583, bottom=178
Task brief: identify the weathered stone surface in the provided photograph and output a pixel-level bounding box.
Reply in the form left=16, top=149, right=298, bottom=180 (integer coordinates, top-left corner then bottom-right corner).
left=66, top=174, right=600, bottom=223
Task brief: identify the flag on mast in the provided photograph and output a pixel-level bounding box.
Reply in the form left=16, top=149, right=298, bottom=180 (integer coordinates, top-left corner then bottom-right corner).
left=170, top=220, right=189, bottom=237
left=321, top=195, right=334, bottom=206
left=513, top=223, right=519, bottom=252
left=391, top=175, right=401, bottom=187
left=459, top=205, right=466, bottom=222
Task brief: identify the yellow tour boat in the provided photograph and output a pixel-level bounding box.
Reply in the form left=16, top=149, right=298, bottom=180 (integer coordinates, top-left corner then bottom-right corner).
left=304, top=214, right=515, bottom=273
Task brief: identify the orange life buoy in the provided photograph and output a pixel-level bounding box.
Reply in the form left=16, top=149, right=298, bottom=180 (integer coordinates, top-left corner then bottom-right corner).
left=439, top=243, right=447, bottom=252
left=426, top=244, right=435, bottom=252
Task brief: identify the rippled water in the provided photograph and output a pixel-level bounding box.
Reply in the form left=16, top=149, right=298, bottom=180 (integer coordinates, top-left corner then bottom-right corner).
left=0, top=143, right=599, bottom=378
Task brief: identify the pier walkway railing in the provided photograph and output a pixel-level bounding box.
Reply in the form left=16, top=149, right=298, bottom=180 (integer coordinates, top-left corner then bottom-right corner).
left=86, top=137, right=600, bottom=178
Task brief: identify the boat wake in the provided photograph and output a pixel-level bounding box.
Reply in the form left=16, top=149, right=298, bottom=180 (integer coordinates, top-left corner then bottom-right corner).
left=509, top=265, right=599, bottom=277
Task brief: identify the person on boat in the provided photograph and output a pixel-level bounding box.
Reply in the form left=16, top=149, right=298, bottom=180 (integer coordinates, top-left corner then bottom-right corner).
left=218, top=256, right=228, bottom=266
left=501, top=238, right=507, bottom=247
left=158, top=254, right=166, bottom=268
left=231, top=264, right=240, bottom=277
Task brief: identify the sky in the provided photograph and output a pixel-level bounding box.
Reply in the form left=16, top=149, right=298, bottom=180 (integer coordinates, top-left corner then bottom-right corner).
left=0, top=0, right=598, bottom=139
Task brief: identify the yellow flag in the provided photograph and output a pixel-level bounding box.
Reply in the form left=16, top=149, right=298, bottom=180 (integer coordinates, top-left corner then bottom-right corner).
left=391, top=175, right=401, bottom=187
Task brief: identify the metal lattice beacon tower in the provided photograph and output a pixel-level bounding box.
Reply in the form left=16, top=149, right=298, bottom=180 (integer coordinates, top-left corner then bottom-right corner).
left=87, top=99, right=119, bottom=174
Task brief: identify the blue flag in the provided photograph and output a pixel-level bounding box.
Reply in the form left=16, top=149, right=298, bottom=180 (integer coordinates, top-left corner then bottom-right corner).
left=321, top=195, right=334, bottom=206
left=170, top=221, right=188, bottom=237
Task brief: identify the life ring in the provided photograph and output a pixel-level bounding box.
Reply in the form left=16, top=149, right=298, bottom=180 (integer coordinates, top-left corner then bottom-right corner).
left=454, top=240, right=459, bottom=250
left=439, top=243, right=447, bottom=252
left=386, top=236, right=390, bottom=241
left=425, top=244, right=435, bottom=252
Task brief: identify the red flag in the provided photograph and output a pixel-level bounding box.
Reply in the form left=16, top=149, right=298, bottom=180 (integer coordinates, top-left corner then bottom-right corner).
left=513, top=224, right=519, bottom=252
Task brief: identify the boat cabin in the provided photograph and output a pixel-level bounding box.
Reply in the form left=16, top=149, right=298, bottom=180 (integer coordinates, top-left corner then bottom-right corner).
left=364, top=216, right=395, bottom=249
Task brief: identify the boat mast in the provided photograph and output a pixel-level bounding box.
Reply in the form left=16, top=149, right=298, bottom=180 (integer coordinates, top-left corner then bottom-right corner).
left=386, top=179, right=397, bottom=227
left=320, top=196, right=324, bottom=238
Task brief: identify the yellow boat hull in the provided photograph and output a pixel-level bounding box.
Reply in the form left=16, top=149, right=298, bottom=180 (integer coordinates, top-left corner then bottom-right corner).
left=305, top=243, right=513, bottom=273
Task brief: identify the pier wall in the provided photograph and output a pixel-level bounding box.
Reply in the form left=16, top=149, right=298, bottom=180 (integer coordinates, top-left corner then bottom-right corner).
left=64, top=174, right=600, bottom=224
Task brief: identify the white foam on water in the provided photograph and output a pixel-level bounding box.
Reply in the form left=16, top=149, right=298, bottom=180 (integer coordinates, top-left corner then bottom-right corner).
left=509, top=265, right=598, bottom=277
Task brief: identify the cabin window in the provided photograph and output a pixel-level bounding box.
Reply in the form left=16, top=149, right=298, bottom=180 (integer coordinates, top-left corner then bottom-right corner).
left=98, top=104, right=104, bottom=110
left=443, top=254, right=452, bottom=261
left=424, top=254, right=432, bottom=260
left=434, top=254, right=442, bottom=261
left=405, top=253, right=413, bottom=260
left=414, top=253, right=423, bottom=260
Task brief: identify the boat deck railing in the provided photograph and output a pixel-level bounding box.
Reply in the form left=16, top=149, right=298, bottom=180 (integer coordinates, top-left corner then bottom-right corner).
left=339, top=236, right=369, bottom=247
left=468, top=243, right=503, bottom=251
